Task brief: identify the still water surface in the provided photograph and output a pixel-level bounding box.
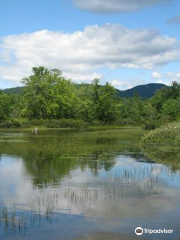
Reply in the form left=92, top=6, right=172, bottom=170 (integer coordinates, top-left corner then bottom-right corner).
left=0, top=127, right=180, bottom=240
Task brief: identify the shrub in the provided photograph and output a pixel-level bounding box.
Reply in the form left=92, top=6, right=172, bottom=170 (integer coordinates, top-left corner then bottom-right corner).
left=29, top=119, right=44, bottom=126
left=143, top=120, right=159, bottom=130
left=141, top=122, right=180, bottom=146
left=115, top=118, right=136, bottom=126
left=0, top=119, right=22, bottom=128
left=44, top=119, right=89, bottom=129
left=91, top=120, right=105, bottom=126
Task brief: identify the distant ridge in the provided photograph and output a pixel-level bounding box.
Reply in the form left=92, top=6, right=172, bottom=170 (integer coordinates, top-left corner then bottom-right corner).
left=2, top=87, right=24, bottom=95
left=117, top=83, right=167, bottom=99
left=1, top=83, right=167, bottom=99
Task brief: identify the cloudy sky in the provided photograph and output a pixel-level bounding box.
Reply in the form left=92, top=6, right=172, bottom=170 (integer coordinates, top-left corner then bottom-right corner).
left=0, top=0, right=180, bottom=89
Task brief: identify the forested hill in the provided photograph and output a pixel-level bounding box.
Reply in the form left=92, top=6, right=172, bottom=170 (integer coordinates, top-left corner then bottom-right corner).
left=2, top=87, right=24, bottom=95
left=117, top=83, right=167, bottom=98
left=1, top=83, right=166, bottom=99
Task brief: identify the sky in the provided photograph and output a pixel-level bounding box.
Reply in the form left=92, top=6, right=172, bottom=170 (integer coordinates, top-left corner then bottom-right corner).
left=0, top=0, right=180, bottom=90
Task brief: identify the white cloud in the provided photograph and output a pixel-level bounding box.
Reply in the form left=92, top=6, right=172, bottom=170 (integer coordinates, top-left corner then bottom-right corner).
left=110, top=79, right=135, bottom=89
left=152, top=71, right=180, bottom=86
left=175, top=73, right=180, bottom=78
left=73, top=0, right=172, bottom=13
left=0, top=24, right=180, bottom=86
left=152, top=71, right=162, bottom=79
left=110, top=80, right=126, bottom=87
left=156, top=79, right=164, bottom=83
left=166, top=71, right=180, bottom=81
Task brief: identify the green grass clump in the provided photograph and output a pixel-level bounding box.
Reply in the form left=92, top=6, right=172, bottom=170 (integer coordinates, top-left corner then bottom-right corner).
left=141, top=122, right=180, bottom=145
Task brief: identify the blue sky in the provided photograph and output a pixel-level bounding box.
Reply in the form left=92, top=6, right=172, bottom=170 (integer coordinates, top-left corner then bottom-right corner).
left=0, top=0, right=180, bottom=89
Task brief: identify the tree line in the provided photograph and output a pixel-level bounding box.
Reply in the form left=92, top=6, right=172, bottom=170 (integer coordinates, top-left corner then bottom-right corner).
left=0, top=66, right=180, bottom=129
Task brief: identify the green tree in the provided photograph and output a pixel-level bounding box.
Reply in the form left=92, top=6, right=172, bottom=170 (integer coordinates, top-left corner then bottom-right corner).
left=76, top=84, right=95, bottom=123
left=120, top=92, right=143, bottom=122
left=150, top=81, right=180, bottom=121
left=21, top=67, right=79, bottom=119
left=0, top=92, right=16, bottom=121
left=91, top=80, right=118, bottom=124
left=162, top=99, right=180, bottom=121
left=91, top=78, right=101, bottom=120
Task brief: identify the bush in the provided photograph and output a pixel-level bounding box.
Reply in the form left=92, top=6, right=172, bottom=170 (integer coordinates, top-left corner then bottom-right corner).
left=115, top=118, right=136, bottom=126
left=0, top=119, right=22, bottom=128
left=91, top=120, right=105, bottom=126
left=44, top=119, right=89, bottom=129
left=141, top=122, right=180, bottom=146
left=29, top=119, right=44, bottom=126
left=143, top=120, right=159, bottom=130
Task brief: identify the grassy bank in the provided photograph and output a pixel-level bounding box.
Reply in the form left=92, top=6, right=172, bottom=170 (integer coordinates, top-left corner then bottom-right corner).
left=0, top=117, right=141, bottom=130
left=0, top=119, right=89, bottom=129
left=141, top=122, right=180, bottom=146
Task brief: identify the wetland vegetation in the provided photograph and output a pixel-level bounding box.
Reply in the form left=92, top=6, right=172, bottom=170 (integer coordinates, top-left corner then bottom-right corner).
left=0, top=127, right=180, bottom=240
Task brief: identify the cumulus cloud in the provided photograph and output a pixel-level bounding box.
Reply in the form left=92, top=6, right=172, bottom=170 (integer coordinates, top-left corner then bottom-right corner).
left=168, top=15, right=180, bottom=24
left=110, top=80, right=126, bottom=87
left=0, top=24, right=180, bottom=86
left=73, top=0, right=172, bottom=13
left=152, top=71, right=162, bottom=79
left=152, top=71, right=180, bottom=86
left=166, top=71, right=180, bottom=80
left=110, top=79, right=137, bottom=89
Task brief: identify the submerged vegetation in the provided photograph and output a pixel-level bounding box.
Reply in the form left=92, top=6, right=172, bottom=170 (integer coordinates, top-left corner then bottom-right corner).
left=0, top=66, right=180, bottom=130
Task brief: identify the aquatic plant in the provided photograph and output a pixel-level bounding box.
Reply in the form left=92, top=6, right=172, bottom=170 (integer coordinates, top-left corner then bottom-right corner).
left=0, top=207, right=26, bottom=234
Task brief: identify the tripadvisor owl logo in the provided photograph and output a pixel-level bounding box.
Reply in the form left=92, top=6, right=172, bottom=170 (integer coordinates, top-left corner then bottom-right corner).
left=135, top=227, right=143, bottom=235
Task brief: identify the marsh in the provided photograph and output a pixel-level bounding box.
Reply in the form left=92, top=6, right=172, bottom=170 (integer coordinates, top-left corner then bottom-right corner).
left=0, top=127, right=180, bottom=240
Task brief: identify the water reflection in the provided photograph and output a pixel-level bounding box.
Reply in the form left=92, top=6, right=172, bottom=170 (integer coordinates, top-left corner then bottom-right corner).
left=142, top=144, right=180, bottom=171
left=0, top=128, right=180, bottom=240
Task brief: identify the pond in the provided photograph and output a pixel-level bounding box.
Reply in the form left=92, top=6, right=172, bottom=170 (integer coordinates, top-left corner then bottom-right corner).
left=0, top=127, right=180, bottom=240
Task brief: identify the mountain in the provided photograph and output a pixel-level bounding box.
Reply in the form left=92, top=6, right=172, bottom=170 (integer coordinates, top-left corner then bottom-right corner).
left=2, top=87, right=24, bottom=95
left=117, top=83, right=167, bottom=99
left=1, top=83, right=167, bottom=99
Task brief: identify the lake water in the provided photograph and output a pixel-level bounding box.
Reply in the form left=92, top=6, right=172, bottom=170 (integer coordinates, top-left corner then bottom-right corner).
left=0, top=127, right=180, bottom=240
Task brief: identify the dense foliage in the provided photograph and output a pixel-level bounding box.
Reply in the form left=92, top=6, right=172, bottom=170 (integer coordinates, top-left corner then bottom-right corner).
left=141, top=122, right=180, bottom=145
left=0, top=66, right=180, bottom=128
